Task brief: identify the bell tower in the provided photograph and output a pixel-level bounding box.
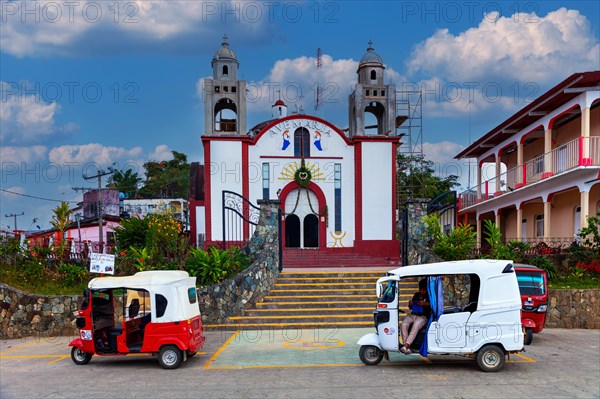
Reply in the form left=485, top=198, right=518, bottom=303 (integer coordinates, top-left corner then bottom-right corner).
left=348, top=41, right=396, bottom=136
left=204, top=35, right=247, bottom=135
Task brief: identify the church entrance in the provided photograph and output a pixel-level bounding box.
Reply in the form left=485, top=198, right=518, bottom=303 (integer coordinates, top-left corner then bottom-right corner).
left=284, top=188, right=320, bottom=248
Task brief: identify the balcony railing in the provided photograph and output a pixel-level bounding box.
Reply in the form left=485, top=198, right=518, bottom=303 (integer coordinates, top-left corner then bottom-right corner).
left=459, top=136, right=600, bottom=210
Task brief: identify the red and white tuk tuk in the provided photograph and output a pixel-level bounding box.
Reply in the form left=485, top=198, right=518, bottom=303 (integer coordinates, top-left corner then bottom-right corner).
left=69, top=271, right=205, bottom=369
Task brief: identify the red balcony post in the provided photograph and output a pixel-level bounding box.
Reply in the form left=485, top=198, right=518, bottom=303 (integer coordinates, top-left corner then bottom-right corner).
left=485, top=181, right=489, bottom=200
left=579, top=136, right=584, bottom=166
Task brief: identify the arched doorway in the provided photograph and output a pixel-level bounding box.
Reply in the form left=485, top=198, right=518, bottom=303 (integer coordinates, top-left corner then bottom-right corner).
left=285, top=214, right=300, bottom=248
left=303, top=214, right=319, bottom=247
left=283, top=188, right=320, bottom=248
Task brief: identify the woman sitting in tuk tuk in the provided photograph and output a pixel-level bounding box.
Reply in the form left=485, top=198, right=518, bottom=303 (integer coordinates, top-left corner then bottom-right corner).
left=400, top=279, right=431, bottom=354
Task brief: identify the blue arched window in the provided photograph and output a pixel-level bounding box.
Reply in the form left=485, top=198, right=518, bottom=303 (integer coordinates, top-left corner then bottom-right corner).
left=294, top=128, right=310, bottom=158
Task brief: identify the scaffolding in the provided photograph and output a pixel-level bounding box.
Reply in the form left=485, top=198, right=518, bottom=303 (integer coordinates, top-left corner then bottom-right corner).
left=395, top=89, right=424, bottom=202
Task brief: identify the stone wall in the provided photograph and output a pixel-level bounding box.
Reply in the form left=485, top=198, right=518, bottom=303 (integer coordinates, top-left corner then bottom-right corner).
left=400, top=198, right=442, bottom=265
left=0, top=200, right=281, bottom=337
left=0, top=284, right=81, bottom=339
left=195, top=200, right=281, bottom=324
left=546, top=289, right=600, bottom=329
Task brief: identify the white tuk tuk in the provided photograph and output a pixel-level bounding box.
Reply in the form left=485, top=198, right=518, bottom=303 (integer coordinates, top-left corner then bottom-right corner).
left=358, top=260, right=524, bottom=372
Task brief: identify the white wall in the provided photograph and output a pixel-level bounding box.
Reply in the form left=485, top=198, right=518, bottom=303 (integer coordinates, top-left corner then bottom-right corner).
left=249, top=117, right=356, bottom=247
left=209, top=140, right=243, bottom=239
left=361, top=142, right=393, bottom=240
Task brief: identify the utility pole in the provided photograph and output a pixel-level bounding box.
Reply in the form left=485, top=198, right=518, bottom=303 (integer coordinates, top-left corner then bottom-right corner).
left=83, top=168, right=114, bottom=251
left=5, top=212, right=24, bottom=232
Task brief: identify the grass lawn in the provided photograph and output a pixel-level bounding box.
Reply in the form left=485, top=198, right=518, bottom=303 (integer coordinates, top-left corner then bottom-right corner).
left=548, top=275, right=600, bottom=290
left=0, top=261, right=88, bottom=296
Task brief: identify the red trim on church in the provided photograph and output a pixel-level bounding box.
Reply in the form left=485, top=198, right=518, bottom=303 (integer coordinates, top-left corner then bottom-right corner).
left=279, top=181, right=327, bottom=250
left=202, top=139, right=212, bottom=244
left=354, top=142, right=363, bottom=241
left=242, top=141, right=250, bottom=241
left=252, top=114, right=353, bottom=146
left=392, top=142, right=397, bottom=240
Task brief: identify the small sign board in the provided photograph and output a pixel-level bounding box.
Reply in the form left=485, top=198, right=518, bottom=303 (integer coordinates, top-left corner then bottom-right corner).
left=90, top=253, right=115, bottom=275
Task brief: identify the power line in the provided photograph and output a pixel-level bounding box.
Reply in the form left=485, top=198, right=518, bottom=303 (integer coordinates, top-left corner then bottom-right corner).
left=0, top=188, right=79, bottom=203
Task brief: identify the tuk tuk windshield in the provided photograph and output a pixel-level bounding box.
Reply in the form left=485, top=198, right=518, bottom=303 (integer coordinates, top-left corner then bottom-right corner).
left=380, top=281, right=396, bottom=303
left=516, top=271, right=546, bottom=296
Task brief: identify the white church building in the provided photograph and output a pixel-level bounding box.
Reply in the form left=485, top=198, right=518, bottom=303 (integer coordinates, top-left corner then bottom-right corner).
left=190, top=37, right=401, bottom=263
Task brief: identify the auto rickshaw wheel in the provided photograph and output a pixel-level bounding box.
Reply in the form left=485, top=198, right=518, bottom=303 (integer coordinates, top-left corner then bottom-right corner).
left=476, top=344, right=505, bottom=372
left=71, top=347, right=92, bottom=365
left=158, top=345, right=183, bottom=369
left=524, top=327, right=533, bottom=345
left=359, top=345, right=383, bottom=366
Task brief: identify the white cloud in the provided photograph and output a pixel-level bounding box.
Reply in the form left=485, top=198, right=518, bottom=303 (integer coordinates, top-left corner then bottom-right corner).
left=0, top=81, right=78, bottom=144
left=0, top=0, right=274, bottom=57
left=209, top=53, right=405, bottom=127
left=147, top=144, right=174, bottom=161
left=48, top=143, right=143, bottom=166
left=0, top=145, right=48, bottom=163
left=408, top=8, right=600, bottom=84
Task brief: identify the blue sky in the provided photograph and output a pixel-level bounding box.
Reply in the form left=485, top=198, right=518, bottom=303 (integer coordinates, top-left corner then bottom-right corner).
left=1, top=0, right=599, bottom=230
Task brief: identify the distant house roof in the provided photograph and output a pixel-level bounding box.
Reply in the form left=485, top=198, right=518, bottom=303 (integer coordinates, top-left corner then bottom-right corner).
left=455, top=71, right=600, bottom=159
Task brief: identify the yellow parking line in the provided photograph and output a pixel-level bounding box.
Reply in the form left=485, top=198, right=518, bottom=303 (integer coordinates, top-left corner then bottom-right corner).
left=0, top=355, right=64, bottom=359
left=203, top=331, right=239, bottom=369
left=509, top=353, right=536, bottom=363
left=48, top=355, right=70, bottom=365
left=0, top=339, right=47, bottom=354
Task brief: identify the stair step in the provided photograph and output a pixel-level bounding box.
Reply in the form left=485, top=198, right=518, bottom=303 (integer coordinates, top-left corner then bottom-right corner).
left=204, top=321, right=375, bottom=329
left=217, top=270, right=419, bottom=329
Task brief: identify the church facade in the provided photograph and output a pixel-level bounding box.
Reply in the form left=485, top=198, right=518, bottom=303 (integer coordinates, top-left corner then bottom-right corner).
left=191, top=38, right=401, bottom=260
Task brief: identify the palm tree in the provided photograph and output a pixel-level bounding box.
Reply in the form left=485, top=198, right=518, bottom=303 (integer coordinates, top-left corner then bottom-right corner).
left=107, top=168, right=142, bottom=198
left=50, top=201, right=72, bottom=259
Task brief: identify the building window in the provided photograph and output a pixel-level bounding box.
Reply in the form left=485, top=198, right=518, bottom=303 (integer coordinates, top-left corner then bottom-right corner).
left=223, top=86, right=229, bottom=92
left=535, top=214, right=544, bottom=237
left=534, top=157, right=544, bottom=174
left=381, top=90, right=385, bottom=96
left=215, top=86, right=220, bottom=93
left=370, top=70, right=376, bottom=80
left=366, top=89, right=370, bottom=96
left=232, top=86, right=236, bottom=93
left=574, top=206, right=581, bottom=236
left=373, top=90, right=378, bottom=96
left=262, top=163, right=270, bottom=200
left=222, top=65, right=229, bottom=76
left=334, top=163, right=342, bottom=232
left=294, top=128, right=311, bottom=158
left=522, top=218, right=527, bottom=240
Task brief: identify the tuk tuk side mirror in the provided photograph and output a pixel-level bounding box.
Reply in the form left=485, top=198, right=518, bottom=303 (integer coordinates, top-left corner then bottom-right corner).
left=502, top=264, right=514, bottom=273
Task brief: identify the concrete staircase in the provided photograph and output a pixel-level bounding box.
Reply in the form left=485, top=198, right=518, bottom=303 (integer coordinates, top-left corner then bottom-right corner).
left=205, top=271, right=418, bottom=330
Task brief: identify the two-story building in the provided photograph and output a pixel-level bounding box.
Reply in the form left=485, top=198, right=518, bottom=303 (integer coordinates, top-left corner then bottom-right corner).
left=456, top=71, right=600, bottom=246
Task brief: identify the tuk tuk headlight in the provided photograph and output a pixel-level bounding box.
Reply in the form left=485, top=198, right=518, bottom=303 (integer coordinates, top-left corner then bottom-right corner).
left=537, top=304, right=548, bottom=312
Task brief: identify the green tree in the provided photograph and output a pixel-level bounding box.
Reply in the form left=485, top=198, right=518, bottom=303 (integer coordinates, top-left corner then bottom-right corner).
left=397, top=154, right=459, bottom=202
left=50, top=201, right=72, bottom=259
left=138, top=151, right=190, bottom=198
left=50, top=201, right=71, bottom=238
left=107, top=168, right=141, bottom=198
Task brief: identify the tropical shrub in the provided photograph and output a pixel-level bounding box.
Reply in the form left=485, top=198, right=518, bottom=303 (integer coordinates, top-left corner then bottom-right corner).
left=186, top=246, right=251, bottom=286
left=527, top=255, right=558, bottom=280
left=58, top=263, right=88, bottom=286
left=424, top=215, right=477, bottom=261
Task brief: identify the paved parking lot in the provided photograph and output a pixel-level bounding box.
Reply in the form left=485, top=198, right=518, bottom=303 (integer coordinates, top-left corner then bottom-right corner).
left=1, top=328, right=599, bottom=398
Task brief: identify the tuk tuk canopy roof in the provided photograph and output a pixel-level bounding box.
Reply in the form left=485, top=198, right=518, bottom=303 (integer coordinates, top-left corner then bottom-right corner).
left=387, top=259, right=514, bottom=280
left=386, top=260, right=521, bottom=311
left=89, top=271, right=192, bottom=290
left=88, top=271, right=200, bottom=323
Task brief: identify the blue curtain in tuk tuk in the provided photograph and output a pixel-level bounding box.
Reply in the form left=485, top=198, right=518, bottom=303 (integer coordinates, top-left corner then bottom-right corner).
left=420, top=276, right=444, bottom=357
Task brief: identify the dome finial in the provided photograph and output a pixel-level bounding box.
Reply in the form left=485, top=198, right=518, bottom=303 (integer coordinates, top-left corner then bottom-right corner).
left=222, top=34, right=229, bottom=47
left=368, top=40, right=373, bottom=50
